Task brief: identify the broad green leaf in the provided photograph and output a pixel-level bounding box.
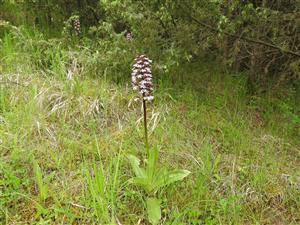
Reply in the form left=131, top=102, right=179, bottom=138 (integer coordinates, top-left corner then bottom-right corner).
left=165, top=169, right=191, bottom=185
left=146, top=198, right=161, bottom=225
left=127, top=155, right=145, bottom=178
left=128, top=154, right=191, bottom=194
left=154, top=168, right=191, bottom=190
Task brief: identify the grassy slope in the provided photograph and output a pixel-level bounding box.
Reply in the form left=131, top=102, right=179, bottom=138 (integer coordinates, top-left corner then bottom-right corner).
left=1, top=34, right=300, bottom=224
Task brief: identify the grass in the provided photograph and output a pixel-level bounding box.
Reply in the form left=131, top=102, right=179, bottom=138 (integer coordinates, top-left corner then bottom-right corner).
left=1, top=28, right=300, bottom=224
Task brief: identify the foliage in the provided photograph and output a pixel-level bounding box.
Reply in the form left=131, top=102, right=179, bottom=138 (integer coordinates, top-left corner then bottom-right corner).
left=128, top=150, right=190, bottom=194
left=146, top=198, right=161, bottom=225
left=3, top=0, right=299, bottom=91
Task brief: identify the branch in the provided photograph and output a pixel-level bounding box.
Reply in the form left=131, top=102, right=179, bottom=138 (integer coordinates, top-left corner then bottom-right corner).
left=189, top=14, right=300, bottom=58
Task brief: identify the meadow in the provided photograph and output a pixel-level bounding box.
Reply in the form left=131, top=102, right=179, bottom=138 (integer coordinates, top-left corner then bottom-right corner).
left=1, top=24, right=300, bottom=224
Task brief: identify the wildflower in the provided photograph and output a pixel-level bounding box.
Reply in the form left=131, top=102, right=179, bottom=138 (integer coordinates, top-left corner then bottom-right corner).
left=131, top=54, right=153, bottom=154
left=73, top=18, right=81, bottom=35
left=126, top=31, right=133, bottom=41
left=131, top=55, right=154, bottom=101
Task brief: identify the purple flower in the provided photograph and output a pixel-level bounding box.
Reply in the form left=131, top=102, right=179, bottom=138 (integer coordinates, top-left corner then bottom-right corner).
left=126, top=32, right=133, bottom=41
left=131, top=55, right=154, bottom=101
left=73, top=19, right=81, bottom=35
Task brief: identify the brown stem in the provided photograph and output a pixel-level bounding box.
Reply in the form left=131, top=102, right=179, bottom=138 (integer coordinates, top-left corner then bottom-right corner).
left=142, top=99, right=149, bottom=156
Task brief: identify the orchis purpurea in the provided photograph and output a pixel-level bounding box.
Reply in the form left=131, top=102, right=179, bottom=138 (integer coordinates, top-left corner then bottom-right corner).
left=131, top=54, right=153, bottom=153
left=126, top=31, right=133, bottom=41
left=73, top=18, right=81, bottom=35
left=132, top=55, right=153, bottom=102
left=129, top=55, right=190, bottom=225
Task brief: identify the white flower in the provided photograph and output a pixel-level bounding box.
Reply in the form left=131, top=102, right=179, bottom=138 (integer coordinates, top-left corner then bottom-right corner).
left=133, top=64, right=143, bottom=69
left=144, top=96, right=154, bottom=101
left=140, top=89, right=149, bottom=94
left=126, top=32, right=133, bottom=41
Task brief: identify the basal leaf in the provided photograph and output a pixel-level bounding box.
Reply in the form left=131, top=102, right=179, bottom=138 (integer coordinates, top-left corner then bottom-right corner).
left=165, top=169, right=191, bottom=185
left=127, top=155, right=145, bottom=178
left=154, top=168, right=191, bottom=190
left=146, top=197, right=161, bottom=225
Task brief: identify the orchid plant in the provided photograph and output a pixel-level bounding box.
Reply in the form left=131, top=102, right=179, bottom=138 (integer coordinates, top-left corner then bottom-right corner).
left=131, top=54, right=154, bottom=156
left=128, top=54, right=190, bottom=225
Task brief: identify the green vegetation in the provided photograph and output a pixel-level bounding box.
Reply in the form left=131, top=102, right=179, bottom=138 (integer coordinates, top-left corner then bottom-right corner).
left=1, top=1, right=300, bottom=224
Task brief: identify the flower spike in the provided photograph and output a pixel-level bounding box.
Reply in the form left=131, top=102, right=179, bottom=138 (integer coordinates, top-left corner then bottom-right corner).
left=131, top=55, right=154, bottom=101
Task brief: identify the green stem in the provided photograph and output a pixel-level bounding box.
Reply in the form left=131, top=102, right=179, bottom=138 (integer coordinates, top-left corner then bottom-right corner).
left=143, top=99, right=149, bottom=156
